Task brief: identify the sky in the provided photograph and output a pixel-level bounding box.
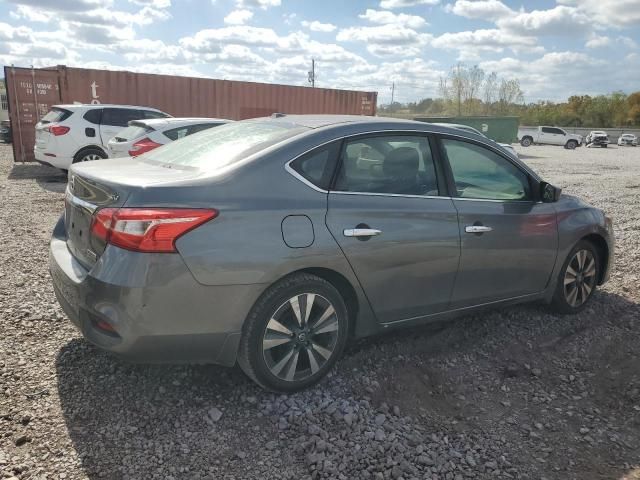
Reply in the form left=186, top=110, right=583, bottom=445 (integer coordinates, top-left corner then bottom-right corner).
left=1, top=0, right=639, bottom=104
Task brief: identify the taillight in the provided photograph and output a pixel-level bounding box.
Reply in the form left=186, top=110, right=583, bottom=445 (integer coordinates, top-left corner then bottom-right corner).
left=91, top=208, right=218, bottom=253
left=48, top=124, right=70, bottom=136
left=128, top=137, right=162, bottom=156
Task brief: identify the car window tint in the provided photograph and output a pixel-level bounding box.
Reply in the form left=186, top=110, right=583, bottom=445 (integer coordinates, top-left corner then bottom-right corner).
left=541, top=127, right=554, bottom=134
left=442, top=138, right=530, bottom=201
left=290, top=142, right=340, bottom=190
left=143, top=110, right=169, bottom=119
left=40, top=107, right=72, bottom=124
left=83, top=109, right=102, bottom=125
left=163, top=126, right=190, bottom=141
left=333, top=135, right=439, bottom=196
left=102, top=108, right=143, bottom=127
left=188, top=123, right=221, bottom=135
left=550, top=128, right=564, bottom=135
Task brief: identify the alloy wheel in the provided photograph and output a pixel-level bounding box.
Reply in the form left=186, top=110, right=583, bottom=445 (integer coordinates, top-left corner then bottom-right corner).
left=82, top=153, right=103, bottom=162
left=262, top=293, right=339, bottom=382
left=563, top=249, right=597, bottom=308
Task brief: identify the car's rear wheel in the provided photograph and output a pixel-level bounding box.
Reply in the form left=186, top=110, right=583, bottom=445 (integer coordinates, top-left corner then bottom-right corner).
left=73, top=148, right=107, bottom=163
left=520, top=137, right=532, bottom=147
left=237, top=273, right=349, bottom=392
left=550, top=240, right=599, bottom=314
left=566, top=140, right=578, bottom=150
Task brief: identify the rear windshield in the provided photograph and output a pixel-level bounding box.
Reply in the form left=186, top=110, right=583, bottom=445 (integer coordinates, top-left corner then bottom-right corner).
left=114, top=124, right=153, bottom=142
left=142, top=120, right=308, bottom=170
left=40, top=107, right=72, bottom=124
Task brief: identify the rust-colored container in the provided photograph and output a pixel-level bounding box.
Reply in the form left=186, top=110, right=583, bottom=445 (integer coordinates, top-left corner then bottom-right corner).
left=4, top=65, right=377, bottom=162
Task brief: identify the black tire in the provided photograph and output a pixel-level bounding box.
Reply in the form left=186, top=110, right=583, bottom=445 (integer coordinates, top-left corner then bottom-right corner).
left=550, top=240, right=600, bottom=314
left=520, top=137, right=532, bottom=147
left=566, top=140, right=578, bottom=150
left=237, top=273, right=349, bottom=392
left=73, top=147, right=107, bottom=164
left=602, top=144, right=608, bottom=148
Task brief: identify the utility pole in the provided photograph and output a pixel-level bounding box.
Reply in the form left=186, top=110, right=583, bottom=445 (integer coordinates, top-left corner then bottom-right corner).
left=308, top=59, right=315, bottom=88
left=391, top=82, right=395, bottom=104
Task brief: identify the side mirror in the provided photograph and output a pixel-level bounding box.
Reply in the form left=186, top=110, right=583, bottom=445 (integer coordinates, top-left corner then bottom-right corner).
left=541, top=182, right=562, bottom=203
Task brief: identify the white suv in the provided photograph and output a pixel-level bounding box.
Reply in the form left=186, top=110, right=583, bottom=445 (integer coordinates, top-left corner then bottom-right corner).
left=34, top=104, right=170, bottom=170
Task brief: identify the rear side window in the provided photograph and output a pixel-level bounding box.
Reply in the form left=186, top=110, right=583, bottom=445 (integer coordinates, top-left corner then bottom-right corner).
left=83, top=108, right=102, bottom=125
left=333, top=135, right=439, bottom=196
left=143, top=110, right=170, bottom=119
left=102, top=108, right=143, bottom=127
left=40, top=107, right=72, bottom=124
left=290, top=142, right=340, bottom=190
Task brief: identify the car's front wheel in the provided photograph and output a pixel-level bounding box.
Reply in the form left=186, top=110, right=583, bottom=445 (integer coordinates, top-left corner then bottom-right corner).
left=237, top=273, right=349, bottom=392
left=550, top=240, right=599, bottom=314
left=566, top=140, right=578, bottom=150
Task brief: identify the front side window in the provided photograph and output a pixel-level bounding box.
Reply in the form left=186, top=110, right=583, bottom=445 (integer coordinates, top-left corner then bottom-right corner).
left=333, top=135, right=439, bottom=196
left=441, top=138, right=530, bottom=201
left=541, top=127, right=555, bottom=134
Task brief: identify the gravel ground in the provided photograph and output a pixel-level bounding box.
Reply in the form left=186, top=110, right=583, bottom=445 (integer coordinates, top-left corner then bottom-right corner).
left=0, top=142, right=638, bottom=480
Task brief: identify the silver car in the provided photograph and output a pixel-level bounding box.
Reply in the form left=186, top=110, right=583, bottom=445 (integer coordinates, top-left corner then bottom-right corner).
left=50, top=115, right=614, bottom=392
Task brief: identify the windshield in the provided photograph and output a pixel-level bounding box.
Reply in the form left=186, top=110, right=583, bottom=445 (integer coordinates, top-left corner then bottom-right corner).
left=114, top=124, right=153, bottom=142
left=40, top=107, right=72, bottom=124
left=142, top=120, right=308, bottom=170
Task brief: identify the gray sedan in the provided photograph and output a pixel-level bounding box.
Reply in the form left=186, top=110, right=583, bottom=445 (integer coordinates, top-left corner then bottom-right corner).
left=50, top=115, right=614, bottom=392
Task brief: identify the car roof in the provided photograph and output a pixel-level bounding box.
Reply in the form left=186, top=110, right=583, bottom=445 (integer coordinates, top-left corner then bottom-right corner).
left=131, top=117, right=231, bottom=129
left=53, top=104, right=165, bottom=111
left=260, top=114, right=420, bottom=129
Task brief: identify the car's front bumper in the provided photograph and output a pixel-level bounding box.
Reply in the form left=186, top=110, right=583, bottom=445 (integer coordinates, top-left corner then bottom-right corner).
left=49, top=215, right=264, bottom=366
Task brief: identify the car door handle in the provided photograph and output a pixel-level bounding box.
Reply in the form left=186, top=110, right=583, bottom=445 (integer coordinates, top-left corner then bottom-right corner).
left=343, top=228, right=382, bottom=237
left=465, top=225, right=492, bottom=233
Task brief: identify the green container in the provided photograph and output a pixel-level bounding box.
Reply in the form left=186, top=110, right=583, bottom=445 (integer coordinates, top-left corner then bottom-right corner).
left=413, top=116, right=519, bottom=144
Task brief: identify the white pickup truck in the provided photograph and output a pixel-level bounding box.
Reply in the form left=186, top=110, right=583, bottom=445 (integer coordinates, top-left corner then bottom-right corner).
left=518, top=126, right=583, bottom=149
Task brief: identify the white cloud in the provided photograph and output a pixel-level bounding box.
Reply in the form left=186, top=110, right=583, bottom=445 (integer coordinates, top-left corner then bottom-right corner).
left=586, top=34, right=612, bottom=49
left=224, top=9, right=253, bottom=25
left=337, top=24, right=431, bottom=57
left=235, top=0, right=280, bottom=9
left=301, top=20, right=337, bottom=32
left=497, top=6, right=591, bottom=36
left=431, top=29, right=541, bottom=58
left=6, top=0, right=109, bottom=12
left=558, top=0, right=640, bottom=27
left=618, top=36, right=638, bottom=49
left=448, top=0, right=512, bottom=21
left=359, top=9, right=427, bottom=29
left=379, top=0, right=439, bottom=8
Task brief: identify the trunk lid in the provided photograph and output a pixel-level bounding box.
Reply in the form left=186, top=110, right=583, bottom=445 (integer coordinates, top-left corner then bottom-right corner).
left=65, top=158, right=202, bottom=268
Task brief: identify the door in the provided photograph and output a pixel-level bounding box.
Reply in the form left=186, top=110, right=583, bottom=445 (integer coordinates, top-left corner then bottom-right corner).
left=438, top=137, right=558, bottom=308
left=540, top=127, right=564, bottom=145
left=325, top=134, right=460, bottom=324
left=100, top=108, right=142, bottom=144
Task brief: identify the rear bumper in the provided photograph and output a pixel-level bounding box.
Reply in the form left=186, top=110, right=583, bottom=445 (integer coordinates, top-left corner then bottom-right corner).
left=49, top=215, right=264, bottom=366
left=34, top=146, right=73, bottom=170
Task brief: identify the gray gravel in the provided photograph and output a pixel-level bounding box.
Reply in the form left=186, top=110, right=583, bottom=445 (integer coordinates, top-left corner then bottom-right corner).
left=0, top=143, right=639, bottom=480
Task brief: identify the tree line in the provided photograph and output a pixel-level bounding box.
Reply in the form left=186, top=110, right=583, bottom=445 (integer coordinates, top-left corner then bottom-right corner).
left=379, top=64, right=640, bottom=127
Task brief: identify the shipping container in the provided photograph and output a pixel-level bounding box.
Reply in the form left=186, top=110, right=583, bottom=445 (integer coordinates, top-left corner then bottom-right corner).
left=414, top=116, right=519, bottom=144
left=4, top=65, right=377, bottom=163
